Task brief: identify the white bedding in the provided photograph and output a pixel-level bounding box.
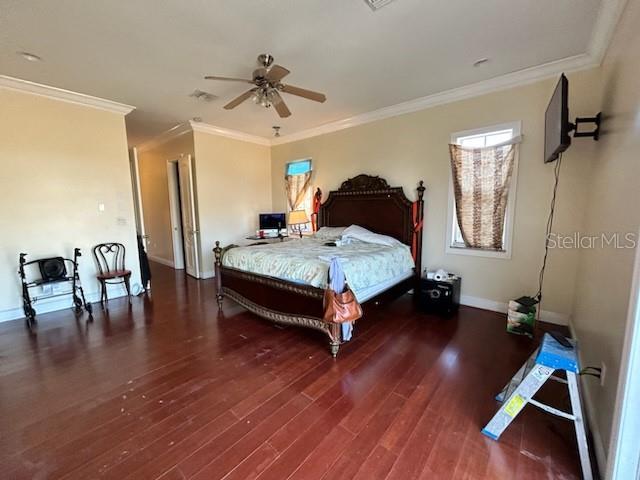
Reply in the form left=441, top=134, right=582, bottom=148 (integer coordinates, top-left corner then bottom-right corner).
left=222, top=235, right=415, bottom=294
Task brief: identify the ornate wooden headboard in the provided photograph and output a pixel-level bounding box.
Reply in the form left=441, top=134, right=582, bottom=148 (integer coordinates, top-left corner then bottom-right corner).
left=316, top=174, right=425, bottom=274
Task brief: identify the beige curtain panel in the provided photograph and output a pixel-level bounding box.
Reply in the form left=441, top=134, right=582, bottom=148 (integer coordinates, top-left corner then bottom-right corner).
left=285, top=172, right=312, bottom=211
left=449, top=139, right=520, bottom=250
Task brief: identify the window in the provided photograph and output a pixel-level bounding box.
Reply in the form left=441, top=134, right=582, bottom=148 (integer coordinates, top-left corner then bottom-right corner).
left=446, top=122, right=521, bottom=259
left=286, top=159, right=312, bottom=176
left=285, top=159, right=313, bottom=233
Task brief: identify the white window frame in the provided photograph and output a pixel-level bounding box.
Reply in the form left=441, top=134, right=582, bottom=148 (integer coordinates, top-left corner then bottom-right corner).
left=446, top=121, right=521, bottom=259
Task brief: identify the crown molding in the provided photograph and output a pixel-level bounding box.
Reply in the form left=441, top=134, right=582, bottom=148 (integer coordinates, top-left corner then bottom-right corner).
left=0, top=75, right=134, bottom=115
left=189, top=121, right=271, bottom=146
left=141, top=0, right=625, bottom=149
left=271, top=0, right=625, bottom=146
left=136, top=122, right=193, bottom=153
left=136, top=120, right=271, bottom=152
left=587, top=0, right=628, bottom=63
left=272, top=53, right=598, bottom=146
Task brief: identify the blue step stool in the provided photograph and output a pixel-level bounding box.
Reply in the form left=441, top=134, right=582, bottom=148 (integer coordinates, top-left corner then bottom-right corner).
left=482, top=333, right=593, bottom=480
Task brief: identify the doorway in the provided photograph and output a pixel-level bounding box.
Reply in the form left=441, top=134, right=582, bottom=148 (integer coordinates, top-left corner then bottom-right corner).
left=166, top=155, right=201, bottom=278
left=167, top=161, right=186, bottom=270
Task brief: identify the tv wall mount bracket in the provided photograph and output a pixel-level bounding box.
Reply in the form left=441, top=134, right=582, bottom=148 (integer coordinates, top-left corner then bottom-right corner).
left=570, top=112, right=601, bottom=141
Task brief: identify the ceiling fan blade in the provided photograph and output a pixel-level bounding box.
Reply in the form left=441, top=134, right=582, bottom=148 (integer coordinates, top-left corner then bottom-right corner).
left=204, top=75, right=254, bottom=84
left=223, top=89, right=256, bottom=110
left=280, top=84, right=326, bottom=103
left=265, top=65, right=290, bottom=83
left=271, top=91, right=291, bottom=118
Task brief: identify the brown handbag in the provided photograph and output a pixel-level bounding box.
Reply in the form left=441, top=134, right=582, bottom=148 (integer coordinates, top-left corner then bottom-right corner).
left=323, top=286, right=363, bottom=324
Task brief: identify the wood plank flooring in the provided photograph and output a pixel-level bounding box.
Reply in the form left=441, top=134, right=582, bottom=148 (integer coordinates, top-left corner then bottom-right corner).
left=0, top=262, right=587, bottom=479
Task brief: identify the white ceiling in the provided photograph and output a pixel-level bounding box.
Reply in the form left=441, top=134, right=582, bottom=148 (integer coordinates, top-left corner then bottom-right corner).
left=1, top=0, right=605, bottom=145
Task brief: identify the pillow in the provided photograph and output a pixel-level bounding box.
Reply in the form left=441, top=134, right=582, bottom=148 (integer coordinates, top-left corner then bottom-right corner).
left=314, top=226, right=347, bottom=239
left=341, top=225, right=402, bottom=247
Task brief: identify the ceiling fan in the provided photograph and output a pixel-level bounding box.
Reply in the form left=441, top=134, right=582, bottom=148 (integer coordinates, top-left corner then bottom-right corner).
left=204, top=54, right=326, bottom=118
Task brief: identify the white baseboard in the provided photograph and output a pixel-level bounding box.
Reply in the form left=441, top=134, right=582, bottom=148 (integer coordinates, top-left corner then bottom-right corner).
left=460, top=294, right=570, bottom=325
left=0, top=287, right=132, bottom=323
left=569, top=322, right=607, bottom=478
left=200, top=270, right=215, bottom=279
left=147, top=255, right=175, bottom=268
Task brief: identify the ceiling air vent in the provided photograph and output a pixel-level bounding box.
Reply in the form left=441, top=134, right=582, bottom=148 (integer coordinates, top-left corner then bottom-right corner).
left=189, top=89, right=217, bottom=102
left=364, top=0, right=398, bottom=11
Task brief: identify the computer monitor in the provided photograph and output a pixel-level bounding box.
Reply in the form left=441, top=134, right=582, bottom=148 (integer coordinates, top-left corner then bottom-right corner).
left=259, top=213, right=286, bottom=231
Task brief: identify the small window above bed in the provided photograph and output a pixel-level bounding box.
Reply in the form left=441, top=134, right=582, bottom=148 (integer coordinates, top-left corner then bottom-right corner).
left=285, top=159, right=313, bottom=233
left=286, top=159, right=312, bottom=176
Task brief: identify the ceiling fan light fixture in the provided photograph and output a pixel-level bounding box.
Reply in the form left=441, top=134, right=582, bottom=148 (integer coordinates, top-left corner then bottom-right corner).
left=205, top=54, right=326, bottom=118
left=252, top=90, right=267, bottom=107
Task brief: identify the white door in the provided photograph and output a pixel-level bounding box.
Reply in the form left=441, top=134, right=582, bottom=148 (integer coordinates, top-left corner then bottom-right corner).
left=178, top=155, right=201, bottom=278
left=166, top=162, right=185, bottom=270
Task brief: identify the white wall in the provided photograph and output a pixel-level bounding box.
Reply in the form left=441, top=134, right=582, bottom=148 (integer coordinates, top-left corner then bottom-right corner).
left=192, top=129, right=272, bottom=277
left=0, top=88, right=141, bottom=321
left=571, top=0, right=640, bottom=471
left=271, top=68, right=602, bottom=321
left=137, top=131, right=196, bottom=265
left=136, top=127, right=272, bottom=278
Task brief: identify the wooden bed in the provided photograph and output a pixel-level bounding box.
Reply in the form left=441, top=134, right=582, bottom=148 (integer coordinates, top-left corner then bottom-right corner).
left=213, top=174, right=425, bottom=357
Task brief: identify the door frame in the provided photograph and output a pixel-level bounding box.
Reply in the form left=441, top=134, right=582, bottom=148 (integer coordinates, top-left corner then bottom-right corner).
left=166, top=160, right=186, bottom=270
left=606, top=227, right=640, bottom=479
left=129, top=147, right=147, bottom=239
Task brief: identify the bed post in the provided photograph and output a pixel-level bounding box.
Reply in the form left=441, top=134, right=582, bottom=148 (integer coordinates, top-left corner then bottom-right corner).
left=312, top=187, right=322, bottom=232
left=329, top=323, right=341, bottom=358
left=213, top=241, right=224, bottom=310
left=415, top=180, right=426, bottom=281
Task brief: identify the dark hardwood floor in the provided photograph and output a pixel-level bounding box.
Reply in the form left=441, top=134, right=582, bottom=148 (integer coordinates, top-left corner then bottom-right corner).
left=0, top=262, right=585, bottom=479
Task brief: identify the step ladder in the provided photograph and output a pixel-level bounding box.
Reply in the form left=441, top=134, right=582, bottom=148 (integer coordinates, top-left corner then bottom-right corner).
left=481, top=333, right=593, bottom=480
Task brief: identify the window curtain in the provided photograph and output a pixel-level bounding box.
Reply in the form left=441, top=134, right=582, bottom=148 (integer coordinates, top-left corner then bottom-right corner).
left=285, top=172, right=311, bottom=211
left=449, top=137, right=521, bottom=250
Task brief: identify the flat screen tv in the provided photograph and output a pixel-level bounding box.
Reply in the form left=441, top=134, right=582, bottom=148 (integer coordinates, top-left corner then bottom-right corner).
left=259, top=213, right=286, bottom=230
left=544, top=74, right=572, bottom=163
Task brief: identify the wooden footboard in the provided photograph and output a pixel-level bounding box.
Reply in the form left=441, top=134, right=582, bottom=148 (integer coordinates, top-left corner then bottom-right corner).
left=214, top=242, right=342, bottom=357
left=212, top=174, right=425, bottom=358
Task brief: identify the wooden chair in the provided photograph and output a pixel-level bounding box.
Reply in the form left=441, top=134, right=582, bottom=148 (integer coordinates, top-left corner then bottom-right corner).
left=93, top=243, right=131, bottom=304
